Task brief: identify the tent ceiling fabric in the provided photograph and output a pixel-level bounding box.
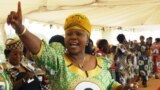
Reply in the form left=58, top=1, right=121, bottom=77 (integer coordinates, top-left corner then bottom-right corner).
left=1, top=0, right=160, bottom=27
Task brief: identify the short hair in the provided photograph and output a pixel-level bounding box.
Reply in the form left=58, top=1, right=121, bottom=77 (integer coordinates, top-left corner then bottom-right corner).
left=140, top=35, right=145, bottom=39
left=117, top=34, right=126, bottom=43
left=97, top=39, right=108, bottom=50
left=49, top=35, right=65, bottom=46
left=85, top=38, right=94, bottom=54
left=148, top=37, right=152, bottom=39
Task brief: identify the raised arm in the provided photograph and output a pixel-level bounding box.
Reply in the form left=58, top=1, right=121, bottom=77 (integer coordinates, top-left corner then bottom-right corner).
left=7, top=2, right=41, bottom=54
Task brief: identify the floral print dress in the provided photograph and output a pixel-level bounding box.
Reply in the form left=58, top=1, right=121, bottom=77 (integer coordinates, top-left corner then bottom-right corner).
left=34, top=42, right=121, bottom=90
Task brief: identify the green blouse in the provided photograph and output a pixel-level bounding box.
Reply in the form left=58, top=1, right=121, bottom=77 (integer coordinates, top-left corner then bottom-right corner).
left=34, top=42, right=120, bottom=90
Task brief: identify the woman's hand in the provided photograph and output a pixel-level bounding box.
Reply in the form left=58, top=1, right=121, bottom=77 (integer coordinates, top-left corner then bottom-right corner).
left=7, top=1, right=24, bottom=34
left=24, top=71, right=35, bottom=81
left=6, top=1, right=42, bottom=54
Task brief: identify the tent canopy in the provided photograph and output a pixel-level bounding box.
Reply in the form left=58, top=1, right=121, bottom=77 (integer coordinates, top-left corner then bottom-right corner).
left=1, top=0, right=160, bottom=27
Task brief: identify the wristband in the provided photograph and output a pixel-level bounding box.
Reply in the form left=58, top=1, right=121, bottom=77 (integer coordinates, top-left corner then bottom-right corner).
left=17, top=27, right=27, bottom=36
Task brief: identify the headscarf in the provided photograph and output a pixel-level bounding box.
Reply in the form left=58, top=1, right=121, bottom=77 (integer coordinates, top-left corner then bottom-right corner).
left=5, top=38, right=23, bottom=51
left=64, top=13, right=91, bottom=36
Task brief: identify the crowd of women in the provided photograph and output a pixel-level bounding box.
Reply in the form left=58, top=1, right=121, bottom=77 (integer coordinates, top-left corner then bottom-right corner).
left=92, top=35, right=160, bottom=88
left=0, top=1, right=160, bottom=90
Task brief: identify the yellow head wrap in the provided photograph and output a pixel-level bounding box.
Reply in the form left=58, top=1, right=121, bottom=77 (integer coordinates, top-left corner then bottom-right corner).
left=64, top=13, right=91, bottom=36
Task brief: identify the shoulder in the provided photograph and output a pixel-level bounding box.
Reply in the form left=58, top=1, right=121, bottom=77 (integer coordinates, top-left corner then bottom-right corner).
left=95, top=55, right=112, bottom=69
left=49, top=42, right=65, bottom=53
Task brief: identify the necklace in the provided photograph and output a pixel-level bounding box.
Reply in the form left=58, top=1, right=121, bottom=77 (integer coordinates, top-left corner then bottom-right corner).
left=78, top=56, right=86, bottom=69
left=67, top=53, right=86, bottom=69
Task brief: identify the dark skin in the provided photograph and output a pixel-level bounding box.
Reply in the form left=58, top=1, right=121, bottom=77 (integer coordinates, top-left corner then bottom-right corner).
left=8, top=49, right=22, bottom=66
left=7, top=2, right=41, bottom=54
left=7, top=1, right=98, bottom=74
left=65, top=29, right=97, bottom=71
left=7, top=2, right=140, bottom=90
left=8, top=48, right=34, bottom=90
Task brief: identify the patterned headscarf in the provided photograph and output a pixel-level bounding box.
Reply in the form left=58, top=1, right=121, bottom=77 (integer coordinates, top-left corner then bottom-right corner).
left=64, top=13, right=91, bottom=36
left=5, top=38, right=23, bottom=51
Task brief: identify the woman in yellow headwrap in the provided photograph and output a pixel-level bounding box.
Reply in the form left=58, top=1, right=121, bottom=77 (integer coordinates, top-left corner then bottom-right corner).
left=6, top=2, right=138, bottom=90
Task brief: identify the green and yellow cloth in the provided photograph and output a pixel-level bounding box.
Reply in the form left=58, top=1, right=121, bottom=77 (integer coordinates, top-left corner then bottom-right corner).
left=0, top=64, right=12, bottom=90
left=33, top=41, right=121, bottom=90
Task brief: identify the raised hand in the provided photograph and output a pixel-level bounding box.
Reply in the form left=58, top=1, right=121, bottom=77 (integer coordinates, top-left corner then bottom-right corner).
left=6, top=1, right=41, bottom=54
left=7, top=1, right=23, bottom=33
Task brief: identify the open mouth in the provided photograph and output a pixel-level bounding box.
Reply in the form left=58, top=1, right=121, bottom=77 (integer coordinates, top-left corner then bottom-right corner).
left=70, top=42, right=79, bottom=48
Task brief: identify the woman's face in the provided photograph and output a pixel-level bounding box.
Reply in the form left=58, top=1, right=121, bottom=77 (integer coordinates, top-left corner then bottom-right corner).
left=8, top=48, right=23, bottom=66
left=65, top=29, right=88, bottom=54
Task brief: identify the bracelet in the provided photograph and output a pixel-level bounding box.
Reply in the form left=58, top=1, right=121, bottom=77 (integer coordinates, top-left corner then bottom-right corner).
left=17, top=27, right=27, bottom=36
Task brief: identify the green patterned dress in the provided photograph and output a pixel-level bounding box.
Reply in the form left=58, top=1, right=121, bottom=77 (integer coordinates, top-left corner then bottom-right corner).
left=34, top=42, right=121, bottom=90
left=0, top=65, right=12, bottom=90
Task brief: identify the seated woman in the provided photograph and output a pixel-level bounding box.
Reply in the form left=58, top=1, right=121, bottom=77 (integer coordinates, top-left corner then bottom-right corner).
left=4, top=38, right=41, bottom=90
